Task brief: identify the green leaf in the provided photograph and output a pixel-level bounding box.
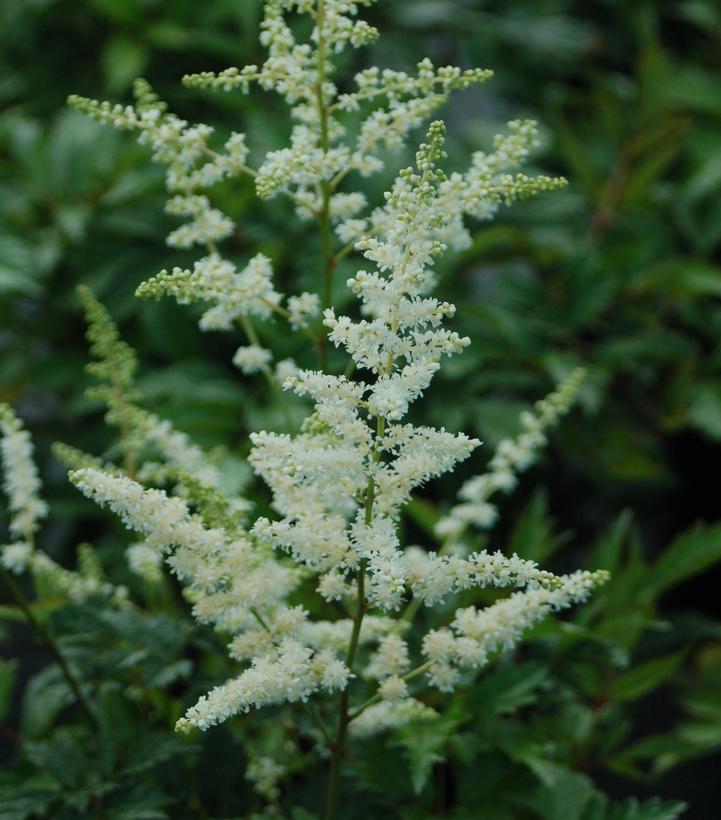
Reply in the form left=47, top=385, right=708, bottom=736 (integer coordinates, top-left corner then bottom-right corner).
left=609, top=652, right=684, bottom=703
left=0, top=779, right=60, bottom=820
left=395, top=713, right=461, bottom=794
left=591, top=511, right=634, bottom=575
left=0, top=658, right=17, bottom=721
left=24, top=728, right=96, bottom=790
left=121, top=732, right=190, bottom=777
left=0, top=233, right=42, bottom=295
left=102, top=36, right=149, bottom=93
left=291, top=809, right=320, bottom=820
left=21, top=665, right=74, bottom=738
left=468, top=662, right=548, bottom=717
left=610, top=731, right=697, bottom=778
left=631, top=261, right=721, bottom=300
left=528, top=764, right=595, bottom=820
left=644, top=522, right=721, bottom=598
left=507, top=491, right=570, bottom=563
left=667, top=66, right=721, bottom=115
left=607, top=797, right=687, bottom=820
left=686, top=382, right=721, bottom=440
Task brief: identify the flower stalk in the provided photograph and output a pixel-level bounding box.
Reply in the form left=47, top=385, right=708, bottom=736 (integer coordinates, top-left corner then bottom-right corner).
left=0, top=567, right=99, bottom=732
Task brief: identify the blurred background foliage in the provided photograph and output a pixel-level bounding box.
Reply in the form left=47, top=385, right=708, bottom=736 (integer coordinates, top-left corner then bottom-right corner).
left=1, top=0, right=721, bottom=817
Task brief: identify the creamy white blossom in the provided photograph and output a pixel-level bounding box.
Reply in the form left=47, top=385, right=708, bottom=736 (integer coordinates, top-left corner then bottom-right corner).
left=246, top=755, right=286, bottom=803
left=127, top=542, right=164, bottom=583
left=287, top=292, right=321, bottom=330
left=436, top=368, right=586, bottom=543
left=234, top=345, right=273, bottom=375
left=66, top=0, right=605, bottom=753
left=0, top=541, right=33, bottom=574
left=137, top=253, right=282, bottom=331
left=176, top=638, right=349, bottom=732
left=422, top=569, right=609, bottom=691
left=69, top=468, right=298, bottom=633
left=350, top=697, right=437, bottom=738
left=0, top=404, right=48, bottom=543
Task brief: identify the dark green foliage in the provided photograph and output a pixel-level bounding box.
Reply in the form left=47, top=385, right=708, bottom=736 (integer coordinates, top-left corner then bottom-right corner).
left=2, top=0, right=721, bottom=816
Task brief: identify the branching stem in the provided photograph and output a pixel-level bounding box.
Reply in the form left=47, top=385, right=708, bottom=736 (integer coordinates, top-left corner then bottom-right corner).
left=240, top=315, right=294, bottom=430
left=0, top=567, right=99, bottom=732
left=324, top=410, right=384, bottom=818
left=315, top=0, right=336, bottom=371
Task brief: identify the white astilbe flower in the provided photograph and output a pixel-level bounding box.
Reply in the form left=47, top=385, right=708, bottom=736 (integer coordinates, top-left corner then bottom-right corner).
left=66, top=1, right=608, bottom=748
left=436, top=368, right=586, bottom=543
left=0, top=404, right=48, bottom=543
left=165, top=195, right=233, bottom=249
left=298, top=615, right=405, bottom=654
left=70, top=0, right=563, bottom=366
left=274, top=358, right=300, bottom=385
left=378, top=675, right=408, bottom=702
left=133, top=408, right=222, bottom=489
left=317, top=569, right=353, bottom=601
left=287, top=292, right=320, bottom=330
left=323, top=126, right=475, bottom=424
left=249, top=127, right=481, bottom=609
left=0, top=542, right=33, bottom=574
left=402, top=547, right=561, bottom=608
left=234, top=345, right=273, bottom=375
left=358, top=119, right=566, bottom=254
left=0, top=408, right=130, bottom=604
left=68, top=468, right=298, bottom=633
left=422, top=569, right=609, bottom=692
left=127, top=542, right=164, bottom=583
left=69, top=81, right=246, bottom=253
left=364, top=633, right=410, bottom=680
left=246, top=755, right=286, bottom=803
left=350, top=697, right=437, bottom=738
left=138, top=253, right=282, bottom=331
left=176, top=638, right=349, bottom=732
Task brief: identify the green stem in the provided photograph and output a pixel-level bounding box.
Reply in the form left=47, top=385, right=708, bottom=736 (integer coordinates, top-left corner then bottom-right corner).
left=0, top=567, right=99, bottom=731
left=320, top=185, right=335, bottom=316
left=315, top=0, right=335, bottom=372
left=251, top=607, right=333, bottom=749
left=259, top=298, right=318, bottom=345
left=324, top=562, right=365, bottom=820
left=348, top=661, right=433, bottom=723
left=305, top=701, right=334, bottom=748
left=240, top=316, right=294, bottom=430
left=250, top=606, right=271, bottom=632
left=324, top=414, right=384, bottom=819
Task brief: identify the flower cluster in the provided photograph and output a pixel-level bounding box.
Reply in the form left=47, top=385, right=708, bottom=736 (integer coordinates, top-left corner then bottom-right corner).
left=176, top=637, right=350, bottom=733
left=68, top=468, right=296, bottom=631
left=136, top=254, right=283, bottom=331
left=436, top=367, right=587, bottom=542
left=69, top=0, right=563, bottom=392
left=421, top=570, right=608, bottom=692
left=69, top=80, right=247, bottom=250
left=0, top=404, right=128, bottom=606
left=0, top=404, right=47, bottom=548
left=65, top=0, right=608, bottom=799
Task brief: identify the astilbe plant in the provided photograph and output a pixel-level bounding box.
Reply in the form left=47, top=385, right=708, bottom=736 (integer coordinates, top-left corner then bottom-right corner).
left=0, top=1, right=611, bottom=815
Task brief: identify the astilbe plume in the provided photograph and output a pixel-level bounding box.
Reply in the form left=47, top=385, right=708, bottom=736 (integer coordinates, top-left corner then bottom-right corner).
left=0, top=404, right=127, bottom=605
left=64, top=0, right=608, bottom=813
